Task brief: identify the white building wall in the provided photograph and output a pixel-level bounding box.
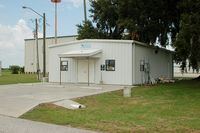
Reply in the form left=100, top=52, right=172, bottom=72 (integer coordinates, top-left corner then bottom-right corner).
left=49, top=39, right=173, bottom=85
left=134, top=44, right=173, bottom=84
left=24, top=36, right=77, bottom=73
left=49, top=40, right=133, bottom=85
left=25, top=40, right=36, bottom=73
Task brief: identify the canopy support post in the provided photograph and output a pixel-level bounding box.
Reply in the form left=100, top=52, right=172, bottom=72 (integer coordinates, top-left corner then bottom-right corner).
left=60, top=57, right=62, bottom=85
left=88, top=57, right=90, bottom=86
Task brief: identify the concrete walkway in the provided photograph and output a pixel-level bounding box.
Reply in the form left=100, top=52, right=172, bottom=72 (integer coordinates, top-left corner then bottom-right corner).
left=0, top=83, right=124, bottom=133
left=0, top=83, right=123, bottom=117
left=174, top=73, right=200, bottom=78
left=0, top=115, right=99, bottom=133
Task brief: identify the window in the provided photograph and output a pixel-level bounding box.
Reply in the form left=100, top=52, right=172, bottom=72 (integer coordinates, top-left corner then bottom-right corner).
left=105, top=60, right=115, bottom=71
left=60, top=61, right=68, bottom=71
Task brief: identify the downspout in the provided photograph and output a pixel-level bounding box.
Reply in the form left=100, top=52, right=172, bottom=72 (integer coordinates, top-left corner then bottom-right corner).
left=60, top=57, right=61, bottom=85
left=132, top=41, right=136, bottom=85
left=172, top=53, right=174, bottom=79
left=88, top=57, right=90, bottom=86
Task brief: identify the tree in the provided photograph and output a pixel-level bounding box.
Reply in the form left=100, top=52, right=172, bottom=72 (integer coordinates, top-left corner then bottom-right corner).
left=78, top=0, right=180, bottom=46
left=77, top=0, right=124, bottom=39
left=174, top=0, right=200, bottom=72
left=118, top=0, right=180, bottom=46
left=77, top=20, right=100, bottom=40
left=90, top=0, right=124, bottom=39
left=9, top=65, right=20, bottom=74
left=76, top=0, right=200, bottom=74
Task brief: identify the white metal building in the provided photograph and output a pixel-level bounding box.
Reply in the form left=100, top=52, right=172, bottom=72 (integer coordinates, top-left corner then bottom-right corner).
left=24, top=35, right=77, bottom=73
left=49, top=39, right=173, bottom=85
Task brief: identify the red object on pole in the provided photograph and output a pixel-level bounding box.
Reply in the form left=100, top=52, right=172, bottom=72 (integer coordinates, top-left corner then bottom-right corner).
left=51, top=0, right=61, bottom=3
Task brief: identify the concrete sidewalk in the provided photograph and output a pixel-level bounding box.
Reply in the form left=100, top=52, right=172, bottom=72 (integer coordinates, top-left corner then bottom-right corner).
left=0, top=115, right=99, bottom=133
left=0, top=83, right=126, bottom=133
left=0, top=83, right=123, bottom=117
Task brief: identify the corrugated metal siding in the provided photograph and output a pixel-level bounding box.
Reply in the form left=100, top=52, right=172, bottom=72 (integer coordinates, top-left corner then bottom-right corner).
left=49, top=39, right=173, bottom=85
left=25, top=40, right=36, bottom=72
left=24, top=36, right=77, bottom=73
left=49, top=40, right=133, bottom=85
left=134, top=44, right=173, bottom=84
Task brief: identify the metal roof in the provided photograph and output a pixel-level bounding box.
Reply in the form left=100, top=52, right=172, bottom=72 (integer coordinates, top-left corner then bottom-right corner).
left=24, top=35, right=78, bottom=41
left=58, top=49, right=102, bottom=58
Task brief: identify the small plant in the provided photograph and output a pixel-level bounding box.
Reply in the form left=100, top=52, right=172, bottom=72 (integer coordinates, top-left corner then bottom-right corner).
left=9, top=65, right=20, bottom=74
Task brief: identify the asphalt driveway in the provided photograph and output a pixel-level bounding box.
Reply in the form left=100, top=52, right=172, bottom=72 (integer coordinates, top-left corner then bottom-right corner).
left=0, top=83, right=123, bottom=117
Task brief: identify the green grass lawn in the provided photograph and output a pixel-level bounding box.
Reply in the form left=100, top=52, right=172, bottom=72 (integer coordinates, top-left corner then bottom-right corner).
left=21, top=80, right=200, bottom=133
left=0, top=70, right=39, bottom=85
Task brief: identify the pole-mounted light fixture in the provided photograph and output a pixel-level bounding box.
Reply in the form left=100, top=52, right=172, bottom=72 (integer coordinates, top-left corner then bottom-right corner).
left=22, top=6, right=43, bottom=18
left=23, top=6, right=47, bottom=78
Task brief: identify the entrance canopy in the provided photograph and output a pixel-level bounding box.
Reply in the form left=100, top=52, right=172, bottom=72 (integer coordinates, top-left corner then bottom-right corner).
left=58, top=49, right=102, bottom=86
left=58, top=49, right=102, bottom=58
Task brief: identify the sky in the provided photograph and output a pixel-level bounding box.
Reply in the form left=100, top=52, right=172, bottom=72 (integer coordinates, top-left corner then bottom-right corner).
left=0, top=0, right=90, bottom=68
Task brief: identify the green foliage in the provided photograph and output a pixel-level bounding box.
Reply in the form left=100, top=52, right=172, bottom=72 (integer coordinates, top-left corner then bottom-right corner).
left=21, top=80, right=200, bottom=132
left=90, top=0, right=123, bottom=39
left=77, top=0, right=200, bottom=71
left=78, top=0, right=180, bottom=45
left=19, top=67, right=25, bottom=74
left=174, top=0, right=200, bottom=71
left=9, top=65, right=20, bottom=74
left=77, top=21, right=100, bottom=40
left=78, top=0, right=123, bottom=40
left=118, top=0, right=180, bottom=46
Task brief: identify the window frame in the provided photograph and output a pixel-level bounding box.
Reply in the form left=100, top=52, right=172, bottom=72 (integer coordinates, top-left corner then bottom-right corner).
left=105, top=59, right=115, bottom=71
left=60, top=61, right=68, bottom=71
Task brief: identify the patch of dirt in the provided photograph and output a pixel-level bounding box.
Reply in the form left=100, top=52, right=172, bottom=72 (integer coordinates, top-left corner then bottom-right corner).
left=38, top=103, right=64, bottom=109
left=162, top=127, right=200, bottom=133
left=131, top=127, right=146, bottom=133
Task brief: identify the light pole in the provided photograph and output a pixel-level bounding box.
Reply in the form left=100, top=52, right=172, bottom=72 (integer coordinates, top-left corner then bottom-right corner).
left=35, top=18, right=40, bottom=80
left=23, top=6, right=46, bottom=78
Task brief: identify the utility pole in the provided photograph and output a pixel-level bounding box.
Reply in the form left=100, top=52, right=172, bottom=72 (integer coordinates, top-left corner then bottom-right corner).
left=43, top=13, right=46, bottom=78
left=35, top=18, right=40, bottom=80
left=22, top=6, right=47, bottom=79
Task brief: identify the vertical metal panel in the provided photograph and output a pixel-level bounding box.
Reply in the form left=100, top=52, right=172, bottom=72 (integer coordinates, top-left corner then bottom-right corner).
left=134, top=45, right=173, bottom=84
left=48, top=40, right=133, bottom=85
left=132, top=43, right=136, bottom=85
left=24, top=36, right=77, bottom=73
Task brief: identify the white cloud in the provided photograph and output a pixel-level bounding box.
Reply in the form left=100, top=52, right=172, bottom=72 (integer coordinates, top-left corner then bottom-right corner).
left=0, top=19, right=33, bottom=67
left=63, top=0, right=83, bottom=8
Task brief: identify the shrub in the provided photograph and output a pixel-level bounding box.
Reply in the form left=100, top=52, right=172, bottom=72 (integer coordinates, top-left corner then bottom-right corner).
left=9, top=65, right=20, bottom=74
left=19, top=67, right=25, bottom=74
